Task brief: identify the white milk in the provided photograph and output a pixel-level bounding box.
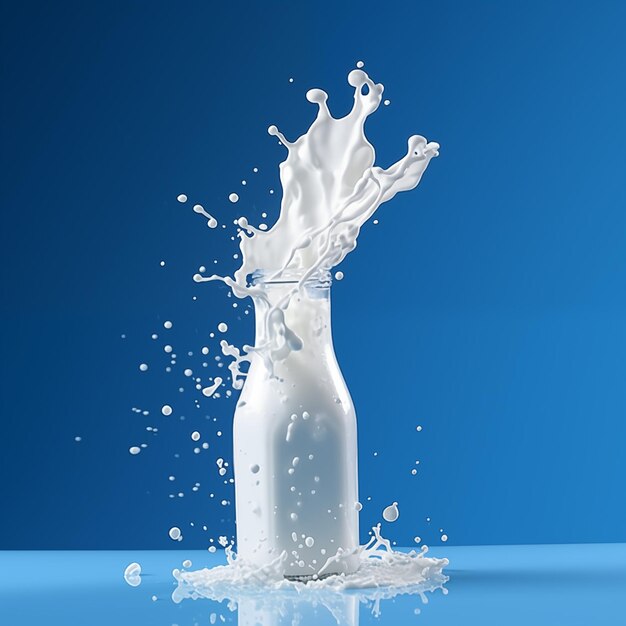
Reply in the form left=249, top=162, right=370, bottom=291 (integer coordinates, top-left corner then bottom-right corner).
left=192, top=68, right=439, bottom=578
left=233, top=271, right=359, bottom=577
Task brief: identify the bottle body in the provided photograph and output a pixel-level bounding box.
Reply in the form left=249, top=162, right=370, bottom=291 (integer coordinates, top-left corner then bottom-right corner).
left=233, top=274, right=359, bottom=577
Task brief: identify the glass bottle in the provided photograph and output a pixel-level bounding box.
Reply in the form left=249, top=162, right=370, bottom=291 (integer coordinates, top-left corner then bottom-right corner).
left=233, top=270, right=360, bottom=578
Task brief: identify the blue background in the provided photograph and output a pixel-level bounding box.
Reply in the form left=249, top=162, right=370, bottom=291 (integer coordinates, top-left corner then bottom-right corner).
left=1, top=0, right=625, bottom=550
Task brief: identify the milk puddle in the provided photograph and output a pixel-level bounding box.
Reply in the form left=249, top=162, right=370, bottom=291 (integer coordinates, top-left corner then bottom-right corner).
left=126, top=62, right=447, bottom=618
left=171, top=524, right=448, bottom=622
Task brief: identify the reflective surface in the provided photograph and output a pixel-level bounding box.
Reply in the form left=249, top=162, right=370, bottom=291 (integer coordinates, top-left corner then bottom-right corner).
left=1, top=544, right=625, bottom=625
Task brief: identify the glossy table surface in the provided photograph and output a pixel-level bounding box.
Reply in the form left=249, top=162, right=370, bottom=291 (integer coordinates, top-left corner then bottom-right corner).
left=2, top=543, right=625, bottom=625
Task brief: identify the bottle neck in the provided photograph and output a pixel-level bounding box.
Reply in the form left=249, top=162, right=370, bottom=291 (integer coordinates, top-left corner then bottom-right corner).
left=252, top=274, right=333, bottom=353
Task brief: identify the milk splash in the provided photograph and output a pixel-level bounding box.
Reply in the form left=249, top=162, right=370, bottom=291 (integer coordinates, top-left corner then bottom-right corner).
left=171, top=67, right=443, bottom=600
left=172, top=525, right=448, bottom=622
left=194, top=68, right=439, bottom=378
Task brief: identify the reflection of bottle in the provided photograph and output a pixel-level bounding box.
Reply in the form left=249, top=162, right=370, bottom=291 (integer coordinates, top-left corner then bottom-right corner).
left=237, top=593, right=359, bottom=626
left=234, top=271, right=359, bottom=577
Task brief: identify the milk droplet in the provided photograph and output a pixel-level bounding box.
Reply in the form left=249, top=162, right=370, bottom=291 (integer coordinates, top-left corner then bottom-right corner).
left=164, top=320, right=173, bottom=329
left=161, top=405, right=173, bottom=416
left=384, top=99, right=391, bottom=106
left=250, top=464, right=260, bottom=473
left=159, top=260, right=166, bottom=267
left=334, top=271, right=344, bottom=280
left=305, top=536, right=314, bottom=547
left=356, top=60, right=364, bottom=68
left=164, top=345, right=173, bottom=353
left=139, top=363, right=148, bottom=371
left=217, top=322, right=228, bottom=333
left=441, top=534, right=448, bottom=542
left=382, top=502, right=399, bottom=522
left=228, top=193, right=239, bottom=203
left=74, top=436, right=82, bottom=442
left=169, top=526, right=181, bottom=540
left=201, top=346, right=209, bottom=355
left=202, top=377, right=223, bottom=397
left=414, top=536, right=421, bottom=544
left=129, top=446, right=141, bottom=455
left=191, top=431, right=201, bottom=441
left=355, top=501, right=363, bottom=511
left=177, top=194, right=188, bottom=203
left=290, top=513, right=298, bottom=521
left=184, top=369, right=193, bottom=377
left=123, top=562, right=142, bottom=587
left=182, top=559, right=192, bottom=568
left=416, top=425, right=423, bottom=431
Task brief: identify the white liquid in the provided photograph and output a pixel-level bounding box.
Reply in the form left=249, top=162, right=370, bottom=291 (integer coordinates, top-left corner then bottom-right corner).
left=195, top=68, right=438, bottom=373
left=382, top=502, right=399, bottom=522
left=192, top=69, right=440, bottom=582
left=123, top=562, right=142, bottom=587
left=202, top=377, right=222, bottom=397
left=233, top=278, right=359, bottom=577
left=193, top=203, right=218, bottom=229
left=173, top=524, right=448, bottom=610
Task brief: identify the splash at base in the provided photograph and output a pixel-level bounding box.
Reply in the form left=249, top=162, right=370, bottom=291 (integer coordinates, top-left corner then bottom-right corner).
left=172, top=525, right=449, bottom=618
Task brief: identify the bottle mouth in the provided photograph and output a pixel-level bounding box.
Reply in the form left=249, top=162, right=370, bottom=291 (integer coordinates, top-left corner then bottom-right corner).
left=249, top=268, right=332, bottom=287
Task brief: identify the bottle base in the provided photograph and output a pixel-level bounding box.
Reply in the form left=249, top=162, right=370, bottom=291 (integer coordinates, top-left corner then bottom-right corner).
left=284, top=572, right=336, bottom=583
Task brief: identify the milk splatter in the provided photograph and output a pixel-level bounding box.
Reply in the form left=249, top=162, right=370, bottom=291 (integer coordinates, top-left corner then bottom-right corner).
left=382, top=502, right=399, bottom=523
left=172, top=524, right=448, bottom=612
left=130, top=67, right=443, bottom=593
left=123, top=562, right=142, bottom=587
left=194, top=68, right=438, bottom=380
left=193, top=203, right=218, bottom=229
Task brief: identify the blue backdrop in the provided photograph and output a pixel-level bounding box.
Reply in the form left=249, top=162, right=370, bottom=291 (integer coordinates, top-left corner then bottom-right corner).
left=1, top=0, right=625, bottom=550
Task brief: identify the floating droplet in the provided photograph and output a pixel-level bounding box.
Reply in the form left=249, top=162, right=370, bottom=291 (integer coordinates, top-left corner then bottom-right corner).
left=382, top=502, right=399, bottom=522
